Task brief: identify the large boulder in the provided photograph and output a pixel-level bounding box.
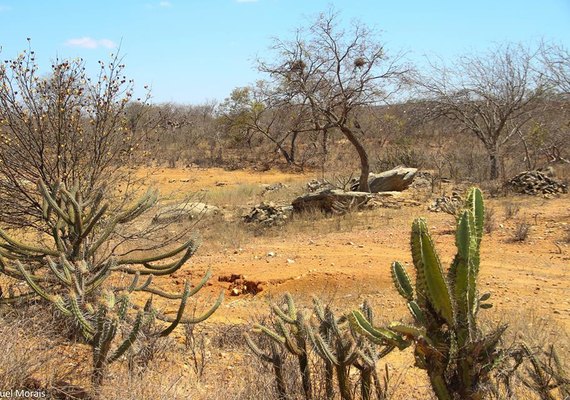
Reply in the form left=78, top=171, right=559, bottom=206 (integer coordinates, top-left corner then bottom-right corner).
left=152, top=202, right=220, bottom=224
left=292, top=189, right=373, bottom=214
left=351, top=167, right=418, bottom=192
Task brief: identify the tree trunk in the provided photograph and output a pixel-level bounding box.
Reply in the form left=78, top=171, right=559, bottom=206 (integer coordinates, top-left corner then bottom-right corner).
left=289, top=130, right=298, bottom=164
left=488, top=150, right=500, bottom=180
left=340, top=126, right=370, bottom=192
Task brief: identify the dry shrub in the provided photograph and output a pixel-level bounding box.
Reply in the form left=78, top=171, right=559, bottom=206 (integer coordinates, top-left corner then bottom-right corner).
left=488, top=308, right=570, bottom=399
left=0, top=305, right=88, bottom=396
left=0, top=317, right=49, bottom=390
left=504, top=202, right=520, bottom=219
left=513, top=220, right=531, bottom=242
left=484, top=207, right=497, bottom=234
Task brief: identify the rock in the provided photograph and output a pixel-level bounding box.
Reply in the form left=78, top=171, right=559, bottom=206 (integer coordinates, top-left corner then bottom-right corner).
left=152, top=202, right=220, bottom=224
left=242, top=202, right=293, bottom=226
left=351, top=167, right=418, bottom=192
left=506, top=170, right=567, bottom=195
left=428, top=192, right=463, bottom=216
left=292, top=189, right=373, bottom=214
left=267, top=251, right=276, bottom=257
left=261, top=182, right=287, bottom=195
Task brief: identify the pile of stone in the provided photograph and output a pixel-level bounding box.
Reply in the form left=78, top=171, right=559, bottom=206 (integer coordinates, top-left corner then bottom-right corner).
left=506, top=170, right=567, bottom=195
left=242, top=202, right=293, bottom=226
left=428, top=192, right=463, bottom=216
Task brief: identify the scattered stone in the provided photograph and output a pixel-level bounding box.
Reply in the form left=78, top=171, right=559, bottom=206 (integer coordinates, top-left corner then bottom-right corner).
left=286, top=258, right=295, bottom=264
left=242, top=202, right=293, bottom=226
left=428, top=192, right=463, bottom=216
left=506, top=170, right=567, bottom=195
left=351, top=167, right=418, bottom=192
left=306, top=179, right=334, bottom=192
left=267, top=251, right=276, bottom=257
left=152, top=202, right=220, bottom=224
left=261, top=182, right=287, bottom=195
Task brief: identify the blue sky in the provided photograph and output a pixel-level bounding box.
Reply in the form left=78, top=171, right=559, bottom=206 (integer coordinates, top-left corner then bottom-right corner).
left=1, top=0, right=569, bottom=104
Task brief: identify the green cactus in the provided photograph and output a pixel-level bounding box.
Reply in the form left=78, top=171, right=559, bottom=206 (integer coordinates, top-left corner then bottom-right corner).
left=0, top=180, right=223, bottom=387
left=350, top=187, right=506, bottom=400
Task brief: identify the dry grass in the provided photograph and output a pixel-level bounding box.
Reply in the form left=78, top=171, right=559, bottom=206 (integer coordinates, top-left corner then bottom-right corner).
left=504, top=202, right=521, bottom=220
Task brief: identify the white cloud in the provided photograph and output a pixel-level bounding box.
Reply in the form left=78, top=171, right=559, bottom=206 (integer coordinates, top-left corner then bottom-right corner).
left=0, top=5, right=12, bottom=12
left=65, top=37, right=117, bottom=49
left=236, top=0, right=259, bottom=3
left=159, top=1, right=172, bottom=7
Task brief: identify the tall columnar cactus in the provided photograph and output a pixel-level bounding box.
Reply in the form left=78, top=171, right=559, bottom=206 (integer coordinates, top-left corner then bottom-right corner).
left=350, top=187, right=506, bottom=400
left=0, top=180, right=223, bottom=386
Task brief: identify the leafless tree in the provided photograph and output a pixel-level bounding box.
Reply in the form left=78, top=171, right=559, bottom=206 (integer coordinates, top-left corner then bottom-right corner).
left=0, top=43, right=150, bottom=228
left=541, top=42, right=570, bottom=96
left=412, top=43, right=547, bottom=180
left=258, top=9, right=407, bottom=191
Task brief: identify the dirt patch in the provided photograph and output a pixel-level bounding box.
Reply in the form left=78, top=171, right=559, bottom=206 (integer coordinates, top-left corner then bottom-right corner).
left=218, top=273, right=265, bottom=296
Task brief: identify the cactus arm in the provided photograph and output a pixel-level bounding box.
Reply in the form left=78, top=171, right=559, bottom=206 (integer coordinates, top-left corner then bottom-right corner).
left=429, top=374, right=453, bottom=400
left=411, top=218, right=454, bottom=326
left=391, top=261, right=414, bottom=301
left=0, top=228, right=59, bottom=256
left=108, top=311, right=143, bottom=363
left=38, top=180, right=73, bottom=225
left=80, top=203, right=108, bottom=240
left=14, top=261, right=61, bottom=305
left=46, top=256, right=72, bottom=285
left=116, top=239, right=198, bottom=266
left=159, top=281, right=190, bottom=337
left=407, top=300, right=426, bottom=325
left=256, top=324, right=287, bottom=346
left=465, top=187, right=484, bottom=246
left=451, top=211, right=473, bottom=340
left=138, top=286, right=184, bottom=300
left=114, top=244, right=196, bottom=276
left=272, top=303, right=297, bottom=324
left=277, top=320, right=303, bottom=355
left=178, top=290, right=224, bottom=324
left=307, top=327, right=340, bottom=366
left=69, top=294, right=95, bottom=339
left=244, top=333, right=275, bottom=363
left=348, top=310, right=408, bottom=349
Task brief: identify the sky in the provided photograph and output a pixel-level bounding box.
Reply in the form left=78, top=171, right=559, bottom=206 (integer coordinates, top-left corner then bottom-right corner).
left=0, top=0, right=569, bottom=104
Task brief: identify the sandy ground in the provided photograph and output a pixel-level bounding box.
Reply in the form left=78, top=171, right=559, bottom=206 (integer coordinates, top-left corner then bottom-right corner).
left=137, top=166, right=569, bottom=335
